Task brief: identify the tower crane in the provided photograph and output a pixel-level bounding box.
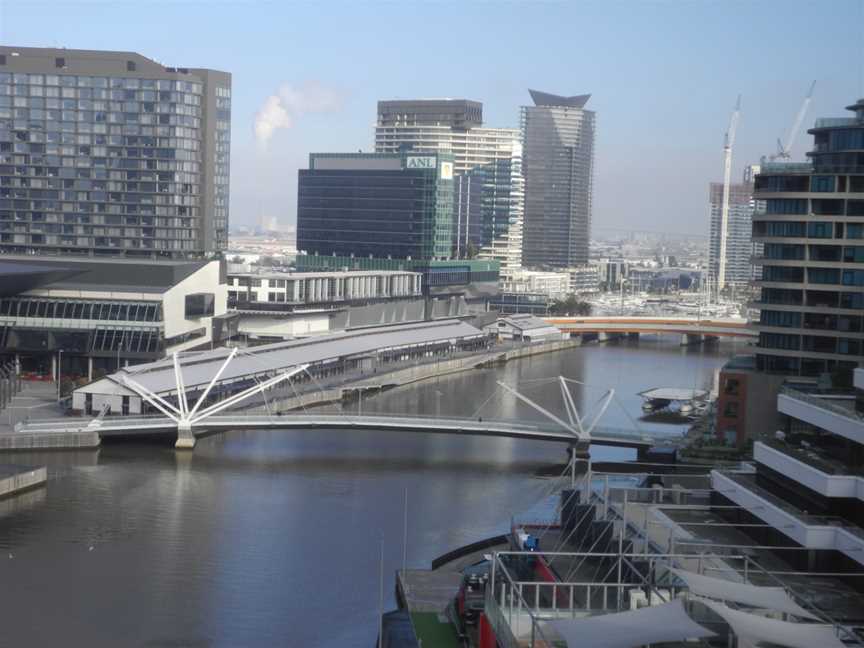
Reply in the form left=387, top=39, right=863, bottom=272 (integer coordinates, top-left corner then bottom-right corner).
left=770, top=81, right=816, bottom=161
left=717, top=95, right=741, bottom=293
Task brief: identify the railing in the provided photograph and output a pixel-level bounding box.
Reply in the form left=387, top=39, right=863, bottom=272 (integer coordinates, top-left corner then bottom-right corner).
left=760, top=437, right=864, bottom=478
left=813, top=118, right=859, bottom=128
left=779, top=386, right=863, bottom=423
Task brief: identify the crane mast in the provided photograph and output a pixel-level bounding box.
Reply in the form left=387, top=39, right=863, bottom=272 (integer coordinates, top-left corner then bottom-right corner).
left=771, top=81, right=816, bottom=161
left=717, top=95, right=741, bottom=293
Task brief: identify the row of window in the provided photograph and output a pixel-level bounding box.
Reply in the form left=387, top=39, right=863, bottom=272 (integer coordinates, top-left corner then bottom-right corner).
left=762, top=266, right=864, bottom=285
left=764, top=198, right=864, bottom=215
left=755, top=221, right=864, bottom=239
left=0, top=298, right=162, bottom=321
left=1, top=73, right=201, bottom=93
left=760, top=332, right=864, bottom=355
left=752, top=287, right=864, bottom=309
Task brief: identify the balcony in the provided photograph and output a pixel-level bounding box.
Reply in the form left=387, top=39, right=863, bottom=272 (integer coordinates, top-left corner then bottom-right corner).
left=813, top=118, right=859, bottom=129
left=711, top=470, right=864, bottom=566
left=778, top=387, right=864, bottom=445
left=755, top=439, right=864, bottom=499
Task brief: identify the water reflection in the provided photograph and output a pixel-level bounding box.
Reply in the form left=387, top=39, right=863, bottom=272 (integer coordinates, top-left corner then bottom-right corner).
left=0, top=338, right=737, bottom=647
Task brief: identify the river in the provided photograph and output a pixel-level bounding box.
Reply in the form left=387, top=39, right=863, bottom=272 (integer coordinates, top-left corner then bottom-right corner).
left=0, top=338, right=744, bottom=647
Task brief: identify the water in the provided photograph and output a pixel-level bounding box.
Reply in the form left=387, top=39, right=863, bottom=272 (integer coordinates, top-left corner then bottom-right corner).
left=0, top=338, right=742, bottom=647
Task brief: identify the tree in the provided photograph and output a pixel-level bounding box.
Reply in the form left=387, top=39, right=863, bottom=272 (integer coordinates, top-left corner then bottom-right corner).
left=548, top=295, right=592, bottom=316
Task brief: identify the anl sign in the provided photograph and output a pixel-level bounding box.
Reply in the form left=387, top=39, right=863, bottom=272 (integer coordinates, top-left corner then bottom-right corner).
left=406, top=156, right=436, bottom=169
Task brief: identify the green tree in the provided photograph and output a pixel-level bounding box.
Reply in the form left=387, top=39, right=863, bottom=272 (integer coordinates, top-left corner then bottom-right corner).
left=548, top=295, right=592, bottom=316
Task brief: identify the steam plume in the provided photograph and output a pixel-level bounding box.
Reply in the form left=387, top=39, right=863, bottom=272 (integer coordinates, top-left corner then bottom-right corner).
left=254, top=82, right=343, bottom=148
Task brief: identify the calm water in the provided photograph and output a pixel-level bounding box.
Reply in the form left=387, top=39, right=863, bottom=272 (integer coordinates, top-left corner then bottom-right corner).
left=0, top=338, right=743, bottom=647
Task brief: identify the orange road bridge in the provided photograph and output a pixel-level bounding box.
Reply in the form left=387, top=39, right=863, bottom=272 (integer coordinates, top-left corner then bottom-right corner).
left=546, top=317, right=757, bottom=343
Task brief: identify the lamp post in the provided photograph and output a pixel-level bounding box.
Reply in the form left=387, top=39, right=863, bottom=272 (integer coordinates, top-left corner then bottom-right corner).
left=56, top=349, right=63, bottom=402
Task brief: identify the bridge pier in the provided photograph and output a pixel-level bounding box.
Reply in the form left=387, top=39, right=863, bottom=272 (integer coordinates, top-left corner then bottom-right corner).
left=627, top=332, right=639, bottom=341
left=703, top=335, right=719, bottom=345
left=175, top=422, right=196, bottom=449
left=681, top=333, right=703, bottom=346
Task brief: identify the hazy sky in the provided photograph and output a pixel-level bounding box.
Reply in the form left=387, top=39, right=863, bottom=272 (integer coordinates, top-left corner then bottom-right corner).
left=2, top=0, right=862, bottom=235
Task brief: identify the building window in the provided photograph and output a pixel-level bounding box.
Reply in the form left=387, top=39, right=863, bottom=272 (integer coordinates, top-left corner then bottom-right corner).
left=723, top=378, right=740, bottom=396
left=126, top=61, right=136, bottom=72
left=55, top=57, right=66, bottom=69
left=811, top=175, right=836, bottom=192
left=723, top=402, right=739, bottom=419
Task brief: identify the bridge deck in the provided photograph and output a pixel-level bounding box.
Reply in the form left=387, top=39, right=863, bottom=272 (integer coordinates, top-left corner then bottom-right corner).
left=13, top=414, right=656, bottom=448
left=546, top=317, right=755, bottom=338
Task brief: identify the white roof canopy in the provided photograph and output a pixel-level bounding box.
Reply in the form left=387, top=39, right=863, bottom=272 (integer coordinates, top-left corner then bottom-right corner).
left=549, top=599, right=715, bottom=648
left=670, top=568, right=819, bottom=620
left=700, top=599, right=846, bottom=648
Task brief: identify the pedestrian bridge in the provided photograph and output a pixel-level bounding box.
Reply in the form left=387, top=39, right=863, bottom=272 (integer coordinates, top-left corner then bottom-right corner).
left=13, top=412, right=658, bottom=450
left=546, top=316, right=756, bottom=339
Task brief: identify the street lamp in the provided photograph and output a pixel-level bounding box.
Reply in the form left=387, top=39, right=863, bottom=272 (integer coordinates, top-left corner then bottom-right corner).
left=56, top=349, right=63, bottom=402
left=619, top=278, right=629, bottom=316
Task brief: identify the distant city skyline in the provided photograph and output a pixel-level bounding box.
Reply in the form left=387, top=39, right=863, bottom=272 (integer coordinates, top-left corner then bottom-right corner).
left=2, top=0, right=861, bottom=236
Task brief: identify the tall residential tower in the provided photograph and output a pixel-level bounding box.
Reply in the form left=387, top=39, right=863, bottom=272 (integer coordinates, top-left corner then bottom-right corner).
left=374, top=99, right=523, bottom=276
left=0, top=46, right=231, bottom=257
left=752, top=98, right=864, bottom=376
left=521, top=90, right=595, bottom=268
left=708, top=166, right=763, bottom=287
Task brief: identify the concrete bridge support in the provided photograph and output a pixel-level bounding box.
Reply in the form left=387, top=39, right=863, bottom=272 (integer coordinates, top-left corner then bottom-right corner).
left=175, top=422, right=196, bottom=449
left=681, top=333, right=703, bottom=346
left=627, top=332, right=640, bottom=341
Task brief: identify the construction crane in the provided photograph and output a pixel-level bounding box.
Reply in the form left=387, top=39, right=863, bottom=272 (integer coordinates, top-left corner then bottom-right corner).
left=717, top=95, right=741, bottom=293
left=769, top=81, right=816, bottom=161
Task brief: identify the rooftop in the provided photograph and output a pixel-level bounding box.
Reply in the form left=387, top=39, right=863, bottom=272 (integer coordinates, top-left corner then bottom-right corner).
left=83, top=319, right=486, bottom=395
left=528, top=89, right=591, bottom=109
left=0, top=256, right=213, bottom=295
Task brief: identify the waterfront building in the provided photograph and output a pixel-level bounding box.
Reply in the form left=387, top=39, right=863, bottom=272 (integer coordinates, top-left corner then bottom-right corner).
left=483, top=314, right=565, bottom=343
left=0, top=256, right=228, bottom=380
left=708, top=168, right=763, bottom=287
left=294, top=253, right=500, bottom=318
left=375, top=99, right=524, bottom=275
left=500, top=268, right=571, bottom=301
left=72, top=319, right=489, bottom=415
left=567, top=264, right=600, bottom=295
left=297, top=151, right=454, bottom=261
left=0, top=46, right=231, bottom=256
left=521, top=90, right=595, bottom=268
left=714, top=367, right=864, bottom=568
left=227, top=268, right=423, bottom=338
left=752, top=98, right=864, bottom=377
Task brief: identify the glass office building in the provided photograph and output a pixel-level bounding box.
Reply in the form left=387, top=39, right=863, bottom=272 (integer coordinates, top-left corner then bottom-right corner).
left=521, top=90, right=595, bottom=268
left=297, top=151, right=455, bottom=261
left=752, top=98, right=864, bottom=376
left=375, top=99, right=524, bottom=275
left=0, top=46, right=231, bottom=257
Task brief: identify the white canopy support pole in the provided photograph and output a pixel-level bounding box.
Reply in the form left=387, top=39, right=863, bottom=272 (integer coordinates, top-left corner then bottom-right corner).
left=186, top=347, right=238, bottom=421
left=559, top=376, right=586, bottom=436
left=172, top=353, right=188, bottom=418
left=496, top=380, right=580, bottom=438
left=190, top=365, right=308, bottom=424
left=584, top=389, right=615, bottom=436
left=118, top=375, right=181, bottom=423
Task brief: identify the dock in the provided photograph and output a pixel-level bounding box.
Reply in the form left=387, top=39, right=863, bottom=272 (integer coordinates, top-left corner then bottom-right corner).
left=0, top=464, right=47, bottom=498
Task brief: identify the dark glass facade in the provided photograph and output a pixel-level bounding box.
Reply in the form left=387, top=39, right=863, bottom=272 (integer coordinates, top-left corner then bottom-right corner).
left=297, top=152, right=454, bottom=261
left=753, top=98, right=864, bottom=376
left=521, top=92, right=595, bottom=268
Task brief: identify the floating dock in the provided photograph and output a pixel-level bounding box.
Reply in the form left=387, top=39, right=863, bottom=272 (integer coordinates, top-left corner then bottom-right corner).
left=0, top=464, right=47, bottom=498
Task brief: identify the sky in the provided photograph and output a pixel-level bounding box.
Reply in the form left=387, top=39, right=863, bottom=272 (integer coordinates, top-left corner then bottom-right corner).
left=1, top=0, right=862, bottom=236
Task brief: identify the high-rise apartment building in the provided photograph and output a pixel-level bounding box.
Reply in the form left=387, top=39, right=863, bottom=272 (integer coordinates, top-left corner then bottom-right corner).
left=752, top=98, right=864, bottom=376
left=297, top=151, right=454, bottom=261
left=0, top=46, right=231, bottom=257
left=521, top=90, right=595, bottom=268
left=374, top=99, right=523, bottom=275
left=708, top=166, right=763, bottom=286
